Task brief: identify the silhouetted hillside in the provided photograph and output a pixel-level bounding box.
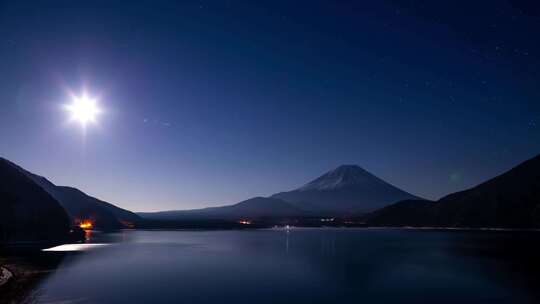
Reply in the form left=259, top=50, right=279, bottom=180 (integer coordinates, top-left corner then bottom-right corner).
left=363, top=200, right=436, bottom=226
left=0, top=158, right=70, bottom=244
left=365, top=154, right=540, bottom=228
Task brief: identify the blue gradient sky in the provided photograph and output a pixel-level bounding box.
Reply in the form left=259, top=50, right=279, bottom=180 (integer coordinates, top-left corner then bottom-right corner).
left=1, top=1, right=539, bottom=211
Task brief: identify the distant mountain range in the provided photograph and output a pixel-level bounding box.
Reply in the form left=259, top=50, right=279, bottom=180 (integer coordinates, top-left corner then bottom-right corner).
left=365, top=154, right=540, bottom=228
left=140, top=165, right=421, bottom=220
left=3, top=151, right=540, bottom=245
left=138, top=197, right=306, bottom=220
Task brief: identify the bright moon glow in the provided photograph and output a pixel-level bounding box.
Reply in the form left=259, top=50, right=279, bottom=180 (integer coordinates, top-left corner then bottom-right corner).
left=65, top=94, right=101, bottom=126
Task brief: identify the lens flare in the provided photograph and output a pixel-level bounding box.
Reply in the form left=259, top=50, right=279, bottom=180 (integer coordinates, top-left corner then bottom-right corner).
left=65, top=93, right=101, bottom=126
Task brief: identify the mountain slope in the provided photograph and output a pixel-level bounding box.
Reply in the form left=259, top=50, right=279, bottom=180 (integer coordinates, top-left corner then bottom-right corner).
left=139, top=197, right=307, bottom=220
left=0, top=158, right=70, bottom=244
left=434, top=153, right=540, bottom=227
left=362, top=200, right=437, bottom=226
left=13, top=163, right=141, bottom=230
left=272, top=165, right=421, bottom=214
left=365, top=154, right=540, bottom=228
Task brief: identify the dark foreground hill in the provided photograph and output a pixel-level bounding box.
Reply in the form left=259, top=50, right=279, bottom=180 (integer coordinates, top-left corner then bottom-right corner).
left=365, top=154, right=540, bottom=228
left=0, top=158, right=70, bottom=244
left=4, top=158, right=141, bottom=231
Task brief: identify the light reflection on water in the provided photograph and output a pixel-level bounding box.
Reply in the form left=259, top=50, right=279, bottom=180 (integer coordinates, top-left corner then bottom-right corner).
left=42, top=244, right=109, bottom=252
left=31, top=229, right=540, bottom=304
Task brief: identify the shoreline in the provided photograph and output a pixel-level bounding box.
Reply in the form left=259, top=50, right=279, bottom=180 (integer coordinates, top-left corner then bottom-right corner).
left=0, top=254, right=64, bottom=304
left=129, top=226, right=540, bottom=233
left=0, top=266, right=13, bottom=287
left=260, top=226, right=540, bottom=234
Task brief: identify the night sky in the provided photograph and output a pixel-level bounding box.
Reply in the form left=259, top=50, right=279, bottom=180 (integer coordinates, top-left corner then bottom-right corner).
left=1, top=1, right=539, bottom=211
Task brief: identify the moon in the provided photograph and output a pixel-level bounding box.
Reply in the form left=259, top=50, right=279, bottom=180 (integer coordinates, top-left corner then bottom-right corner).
left=65, top=93, right=101, bottom=127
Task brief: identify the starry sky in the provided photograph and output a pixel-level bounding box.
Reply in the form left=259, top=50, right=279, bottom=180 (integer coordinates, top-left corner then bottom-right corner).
left=1, top=1, right=539, bottom=212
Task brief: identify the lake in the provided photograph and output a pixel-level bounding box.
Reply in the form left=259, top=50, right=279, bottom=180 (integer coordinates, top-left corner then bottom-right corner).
left=30, top=229, right=540, bottom=304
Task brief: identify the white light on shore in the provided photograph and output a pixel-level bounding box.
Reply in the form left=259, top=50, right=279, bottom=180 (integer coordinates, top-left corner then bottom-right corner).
left=43, top=244, right=108, bottom=252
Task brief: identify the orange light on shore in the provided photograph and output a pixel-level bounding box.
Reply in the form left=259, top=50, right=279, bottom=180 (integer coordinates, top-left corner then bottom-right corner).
left=238, top=220, right=252, bottom=225
left=120, top=220, right=135, bottom=228
left=79, top=220, right=94, bottom=230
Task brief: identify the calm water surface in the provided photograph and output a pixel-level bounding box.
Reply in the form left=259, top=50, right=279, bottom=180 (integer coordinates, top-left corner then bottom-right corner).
left=33, top=229, right=540, bottom=304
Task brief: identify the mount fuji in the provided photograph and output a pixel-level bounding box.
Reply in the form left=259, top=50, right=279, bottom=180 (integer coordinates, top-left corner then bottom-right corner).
left=271, top=165, right=422, bottom=215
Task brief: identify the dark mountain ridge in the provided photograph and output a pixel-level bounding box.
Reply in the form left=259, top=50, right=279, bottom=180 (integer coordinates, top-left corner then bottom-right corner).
left=365, top=154, right=540, bottom=228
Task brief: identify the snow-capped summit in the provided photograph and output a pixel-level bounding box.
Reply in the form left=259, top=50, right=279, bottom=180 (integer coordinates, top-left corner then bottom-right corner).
left=298, top=165, right=381, bottom=191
